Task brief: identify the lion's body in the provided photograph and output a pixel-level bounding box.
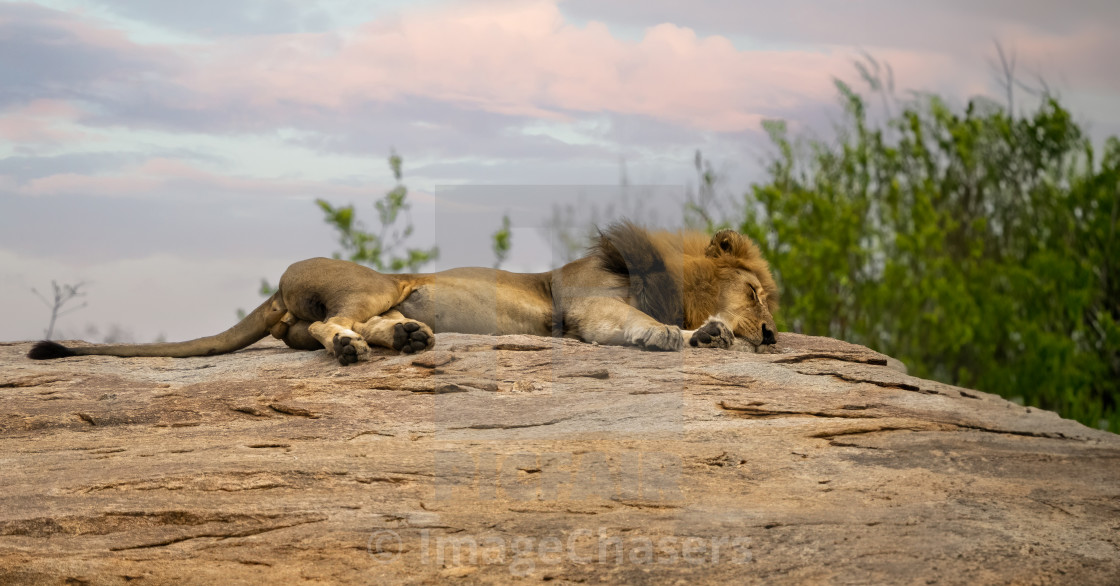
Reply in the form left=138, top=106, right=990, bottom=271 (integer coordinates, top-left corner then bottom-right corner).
left=29, top=224, right=779, bottom=365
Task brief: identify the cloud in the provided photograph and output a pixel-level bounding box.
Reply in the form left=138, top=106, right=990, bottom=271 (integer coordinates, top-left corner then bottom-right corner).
left=174, top=2, right=856, bottom=133
left=0, top=99, right=92, bottom=144
left=9, top=0, right=887, bottom=138
left=0, top=148, right=223, bottom=183
left=2, top=155, right=381, bottom=199
left=1004, top=24, right=1120, bottom=95
left=3, top=0, right=1117, bottom=193
left=0, top=3, right=178, bottom=109
left=88, top=0, right=335, bottom=37
left=7, top=0, right=1119, bottom=148
left=280, top=98, right=618, bottom=161
left=560, top=0, right=1120, bottom=54
left=9, top=0, right=1090, bottom=165
left=559, top=0, right=1120, bottom=110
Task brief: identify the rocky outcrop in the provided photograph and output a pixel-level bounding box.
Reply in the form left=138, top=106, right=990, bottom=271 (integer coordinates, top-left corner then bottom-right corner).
left=1, top=333, right=1117, bottom=584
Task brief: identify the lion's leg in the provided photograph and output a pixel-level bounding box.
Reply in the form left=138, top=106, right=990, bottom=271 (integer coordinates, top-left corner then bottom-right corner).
left=305, top=303, right=436, bottom=364
left=566, top=297, right=684, bottom=351
left=278, top=258, right=422, bottom=365
left=306, top=317, right=374, bottom=366
left=352, top=310, right=435, bottom=354
left=270, top=314, right=323, bottom=350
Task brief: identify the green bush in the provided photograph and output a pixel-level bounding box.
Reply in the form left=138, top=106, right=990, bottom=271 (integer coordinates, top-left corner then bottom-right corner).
left=740, top=82, right=1120, bottom=432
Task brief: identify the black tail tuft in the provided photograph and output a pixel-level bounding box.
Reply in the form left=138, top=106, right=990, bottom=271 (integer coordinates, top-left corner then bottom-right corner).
left=27, top=340, right=77, bottom=360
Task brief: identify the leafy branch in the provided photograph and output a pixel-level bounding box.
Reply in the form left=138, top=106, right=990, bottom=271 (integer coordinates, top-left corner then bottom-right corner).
left=491, top=214, right=512, bottom=269
left=316, top=150, right=438, bottom=272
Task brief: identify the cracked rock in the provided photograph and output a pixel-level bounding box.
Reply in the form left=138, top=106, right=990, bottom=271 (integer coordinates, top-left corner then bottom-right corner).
left=0, top=332, right=1117, bottom=583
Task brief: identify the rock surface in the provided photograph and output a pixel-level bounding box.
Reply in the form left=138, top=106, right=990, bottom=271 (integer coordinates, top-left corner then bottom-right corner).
left=1, top=333, right=1118, bottom=584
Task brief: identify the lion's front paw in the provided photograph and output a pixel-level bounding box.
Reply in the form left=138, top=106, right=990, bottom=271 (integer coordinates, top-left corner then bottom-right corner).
left=392, top=321, right=434, bottom=354
left=689, top=320, right=734, bottom=349
left=637, top=325, right=684, bottom=352
left=332, top=333, right=371, bottom=366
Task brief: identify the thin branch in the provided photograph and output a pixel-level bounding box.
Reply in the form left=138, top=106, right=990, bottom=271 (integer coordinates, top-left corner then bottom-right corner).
left=33, top=280, right=87, bottom=340
left=992, top=40, right=1017, bottom=114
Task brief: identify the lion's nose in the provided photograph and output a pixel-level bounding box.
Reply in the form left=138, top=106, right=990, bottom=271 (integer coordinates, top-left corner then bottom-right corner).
left=761, top=323, right=776, bottom=345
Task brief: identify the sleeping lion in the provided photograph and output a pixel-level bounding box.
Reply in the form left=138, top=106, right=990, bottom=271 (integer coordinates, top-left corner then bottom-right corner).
left=28, top=223, right=778, bottom=366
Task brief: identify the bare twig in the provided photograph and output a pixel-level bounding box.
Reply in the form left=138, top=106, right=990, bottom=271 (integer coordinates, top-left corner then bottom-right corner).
left=992, top=40, right=1017, bottom=114
left=32, top=281, right=87, bottom=340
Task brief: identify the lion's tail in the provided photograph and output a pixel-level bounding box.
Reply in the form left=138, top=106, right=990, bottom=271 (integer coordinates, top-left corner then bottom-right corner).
left=27, top=293, right=286, bottom=360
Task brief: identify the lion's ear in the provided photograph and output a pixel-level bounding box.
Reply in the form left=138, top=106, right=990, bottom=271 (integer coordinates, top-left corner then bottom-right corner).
left=705, top=230, right=737, bottom=257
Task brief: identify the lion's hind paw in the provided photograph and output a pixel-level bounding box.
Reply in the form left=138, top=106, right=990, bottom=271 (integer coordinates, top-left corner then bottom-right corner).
left=393, top=321, right=434, bottom=354
left=332, top=333, right=371, bottom=366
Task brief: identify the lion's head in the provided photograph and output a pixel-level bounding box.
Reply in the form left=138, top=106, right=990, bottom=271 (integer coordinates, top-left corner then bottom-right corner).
left=682, top=229, right=779, bottom=348
left=594, top=222, right=779, bottom=348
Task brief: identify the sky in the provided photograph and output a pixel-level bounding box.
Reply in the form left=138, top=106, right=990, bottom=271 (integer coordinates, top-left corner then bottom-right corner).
left=2, top=0, right=1119, bottom=343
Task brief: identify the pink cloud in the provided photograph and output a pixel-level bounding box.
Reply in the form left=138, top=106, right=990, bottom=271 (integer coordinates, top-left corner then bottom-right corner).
left=0, top=1, right=1034, bottom=141
left=0, top=99, right=92, bottom=144
left=11, top=0, right=1097, bottom=151
left=175, top=0, right=969, bottom=133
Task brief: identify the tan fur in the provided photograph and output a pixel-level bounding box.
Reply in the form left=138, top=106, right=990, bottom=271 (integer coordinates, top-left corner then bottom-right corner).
left=28, top=226, right=779, bottom=365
